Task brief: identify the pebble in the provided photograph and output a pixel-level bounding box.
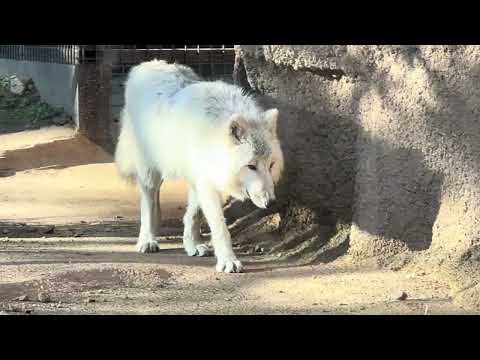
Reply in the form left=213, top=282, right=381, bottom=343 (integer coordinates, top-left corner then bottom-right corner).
left=254, top=245, right=264, bottom=253
left=13, top=295, right=28, bottom=302
left=37, top=292, right=51, bottom=303
left=397, top=292, right=408, bottom=301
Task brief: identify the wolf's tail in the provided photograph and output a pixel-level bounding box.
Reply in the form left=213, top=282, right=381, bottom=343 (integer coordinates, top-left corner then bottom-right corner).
left=114, top=109, right=137, bottom=183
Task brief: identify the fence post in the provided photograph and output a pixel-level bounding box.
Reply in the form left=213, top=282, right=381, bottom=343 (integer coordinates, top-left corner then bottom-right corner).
left=77, top=45, right=114, bottom=153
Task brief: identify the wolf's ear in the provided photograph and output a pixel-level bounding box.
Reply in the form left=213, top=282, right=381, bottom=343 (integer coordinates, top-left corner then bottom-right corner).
left=228, top=114, right=248, bottom=144
left=264, top=108, right=279, bottom=136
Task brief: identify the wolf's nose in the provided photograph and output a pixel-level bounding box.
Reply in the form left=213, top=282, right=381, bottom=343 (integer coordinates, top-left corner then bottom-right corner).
left=266, top=199, right=276, bottom=209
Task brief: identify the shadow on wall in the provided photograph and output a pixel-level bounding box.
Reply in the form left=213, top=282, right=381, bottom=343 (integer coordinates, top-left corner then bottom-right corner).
left=246, top=53, right=446, bottom=259
left=353, top=135, right=444, bottom=251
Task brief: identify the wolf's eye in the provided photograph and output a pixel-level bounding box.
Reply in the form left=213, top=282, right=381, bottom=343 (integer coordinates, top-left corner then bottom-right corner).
left=248, top=165, right=257, bottom=171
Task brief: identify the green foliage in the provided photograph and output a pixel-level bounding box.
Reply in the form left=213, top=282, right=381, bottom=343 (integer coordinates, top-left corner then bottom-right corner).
left=0, top=78, right=65, bottom=133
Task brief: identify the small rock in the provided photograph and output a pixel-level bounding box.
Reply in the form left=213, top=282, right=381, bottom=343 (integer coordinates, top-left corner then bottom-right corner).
left=24, top=309, right=32, bottom=314
left=13, top=295, right=28, bottom=302
left=80, top=220, right=87, bottom=224
left=277, top=253, right=283, bottom=258
left=114, top=215, right=123, bottom=220
left=37, top=292, right=50, bottom=303
left=9, top=76, right=25, bottom=95
left=397, top=292, right=408, bottom=301
left=312, top=302, right=318, bottom=306
left=254, top=245, right=263, bottom=253
left=279, top=290, right=285, bottom=294
left=85, top=298, right=96, bottom=303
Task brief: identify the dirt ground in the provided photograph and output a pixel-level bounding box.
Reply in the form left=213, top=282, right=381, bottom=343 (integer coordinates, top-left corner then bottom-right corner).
left=0, top=127, right=477, bottom=315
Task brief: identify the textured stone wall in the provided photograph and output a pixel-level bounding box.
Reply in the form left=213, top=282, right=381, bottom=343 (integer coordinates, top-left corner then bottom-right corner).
left=238, top=45, right=480, bottom=308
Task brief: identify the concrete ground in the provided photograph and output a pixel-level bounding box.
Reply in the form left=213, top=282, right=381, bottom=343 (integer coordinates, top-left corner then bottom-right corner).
left=0, top=127, right=477, bottom=315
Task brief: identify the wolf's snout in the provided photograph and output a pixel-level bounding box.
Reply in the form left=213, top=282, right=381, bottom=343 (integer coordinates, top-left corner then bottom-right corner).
left=265, top=198, right=276, bottom=209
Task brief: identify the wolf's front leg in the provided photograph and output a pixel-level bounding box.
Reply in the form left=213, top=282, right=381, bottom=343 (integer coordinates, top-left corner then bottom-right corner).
left=137, top=181, right=161, bottom=253
left=196, top=183, right=243, bottom=273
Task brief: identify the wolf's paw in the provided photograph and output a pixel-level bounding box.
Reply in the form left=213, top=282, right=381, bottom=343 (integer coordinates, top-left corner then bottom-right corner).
left=216, top=256, right=243, bottom=273
left=185, top=243, right=212, bottom=257
left=136, top=239, right=160, bottom=253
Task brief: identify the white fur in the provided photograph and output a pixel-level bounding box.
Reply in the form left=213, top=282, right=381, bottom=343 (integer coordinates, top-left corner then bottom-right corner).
left=115, top=59, right=284, bottom=273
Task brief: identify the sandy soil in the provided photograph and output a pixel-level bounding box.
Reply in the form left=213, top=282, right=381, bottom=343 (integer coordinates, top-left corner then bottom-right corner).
left=0, top=127, right=477, bottom=315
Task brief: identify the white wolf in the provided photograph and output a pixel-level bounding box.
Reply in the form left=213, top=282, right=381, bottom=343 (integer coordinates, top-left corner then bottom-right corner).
left=115, top=59, right=284, bottom=273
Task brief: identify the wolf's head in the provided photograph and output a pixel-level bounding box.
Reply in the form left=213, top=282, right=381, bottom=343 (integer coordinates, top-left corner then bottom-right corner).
left=225, top=109, right=284, bottom=209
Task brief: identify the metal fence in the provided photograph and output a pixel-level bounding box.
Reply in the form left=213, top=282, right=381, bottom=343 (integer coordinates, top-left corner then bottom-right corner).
left=0, top=45, right=79, bottom=64
left=0, top=45, right=236, bottom=79
left=105, top=45, right=237, bottom=132
left=101, top=45, right=235, bottom=80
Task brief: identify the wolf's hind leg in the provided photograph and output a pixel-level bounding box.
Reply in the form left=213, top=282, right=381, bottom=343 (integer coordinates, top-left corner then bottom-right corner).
left=183, top=187, right=211, bottom=257
left=136, top=170, right=163, bottom=253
